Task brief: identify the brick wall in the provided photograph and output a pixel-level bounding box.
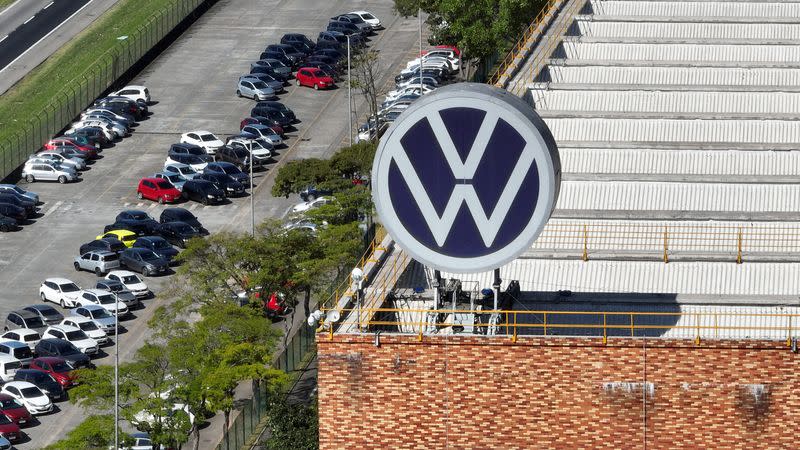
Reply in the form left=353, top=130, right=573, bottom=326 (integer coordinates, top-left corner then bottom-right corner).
left=318, top=334, right=800, bottom=449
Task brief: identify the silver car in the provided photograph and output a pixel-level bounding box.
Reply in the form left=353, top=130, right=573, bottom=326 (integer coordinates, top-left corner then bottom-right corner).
left=94, top=279, right=139, bottom=309
left=73, top=250, right=121, bottom=275
left=22, top=161, right=78, bottom=184
left=239, top=74, right=284, bottom=93
left=236, top=79, right=277, bottom=101
left=81, top=114, right=129, bottom=135
left=153, top=171, right=187, bottom=191
left=30, top=151, right=86, bottom=171
left=163, top=163, right=200, bottom=180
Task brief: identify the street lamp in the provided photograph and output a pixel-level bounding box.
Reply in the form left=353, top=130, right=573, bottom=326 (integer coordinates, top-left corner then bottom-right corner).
left=347, top=34, right=352, bottom=146
left=418, top=8, right=422, bottom=90
left=248, top=141, right=255, bottom=236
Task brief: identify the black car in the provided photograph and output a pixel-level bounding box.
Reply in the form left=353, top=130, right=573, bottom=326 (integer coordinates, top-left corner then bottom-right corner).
left=198, top=173, right=245, bottom=197
left=0, top=214, right=18, bottom=232
left=299, top=186, right=334, bottom=202
left=313, top=48, right=345, bottom=61
left=251, top=107, right=292, bottom=128
left=205, top=162, right=249, bottom=184
left=68, top=126, right=110, bottom=147
left=103, top=216, right=159, bottom=236
left=119, top=248, right=168, bottom=276
left=304, top=62, right=340, bottom=81
left=23, top=304, right=63, bottom=325
left=0, top=203, right=26, bottom=221
left=168, top=143, right=213, bottom=161
left=35, top=339, right=92, bottom=369
left=79, top=237, right=126, bottom=256
left=305, top=54, right=339, bottom=69
left=264, top=44, right=304, bottom=67
left=318, top=30, right=364, bottom=47
left=0, top=194, right=35, bottom=215
left=5, top=310, right=46, bottom=334
left=133, top=236, right=179, bottom=263
left=14, top=369, right=65, bottom=400
left=281, top=33, right=316, bottom=52
left=159, top=207, right=206, bottom=233
left=243, top=72, right=286, bottom=89
left=168, top=153, right=209, bottom=167
left=258, top=51, right=294, bottom=70
left=182, top=179, right=225, bottom=205
left=115, top=210, right=161, bottom=232
left=314, top=39, right=345, bottom=52
left=283, top=40, right=314, bottom=55
left=327, top=21, right=363, bottom=37
left=246, top=115, right=284, bottom=133
left=93, top=97, right=145, bottom=120
left=159, top=221, right=204, bottom=248
left=331, top=13, right=373, bottom=34
left=254, top=101, right=296, bottom=122
left=250, top=62, right=291, bottom=81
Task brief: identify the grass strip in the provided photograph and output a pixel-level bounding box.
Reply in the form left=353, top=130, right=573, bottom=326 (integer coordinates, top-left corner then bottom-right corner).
left=0, top=0, right=194, bottom=143
left=0, top=0, right=16, bottom=13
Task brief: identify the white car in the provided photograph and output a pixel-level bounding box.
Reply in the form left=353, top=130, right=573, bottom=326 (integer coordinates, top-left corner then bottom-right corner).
left=0, top=355, right=20, bottom=383
left=31, top=151, right=86, bottom=171
left=396, top=76, right=439, bottom=90
left=132, top=403, right=195, bottom=429
left=39, top=278, right=83, bottom=308
left=0, top=329, right=40, bottom=351
left=180, top=131, right=224, bottom=155
left=408, top=51, right=460, bottom=73
left=165, top=155, right=208, bottom=173
left=164, top=162, right=200, bottom=180
left=349, top=10, right=382, bottom=29
left=384, top=85, right=435, bottom=103
left=106, top=270, right=150, bottom=299
left=65, top=124, right=115, bottom=141
left=292, top=196, right=332, bottom=214
left=75, top=289, right=129, bottom=317
left=60, top=317, right=108, bottom=346
left=43, top=324, right=99, bottom=355
left=72, top=118, right=124, bottom=139
left=111, top=85, right=150, bottom=104
left=1, top=381, right=53, bottom=415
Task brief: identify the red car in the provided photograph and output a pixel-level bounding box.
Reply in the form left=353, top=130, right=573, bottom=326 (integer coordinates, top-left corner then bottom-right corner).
left=137, top=177, right=181, bottom=204
left=0, top=413, right=20, bottom=442
left=0, top=394, right=31, bottom=427
left=30, top=357, right=76, bottom=388
left=240, top=117, right=284, bottom=136
left=435, top=44, right=461, bottom=57
left=295, top=67, right=335, bottom=90
left=44, top=138, right=98, bottom=158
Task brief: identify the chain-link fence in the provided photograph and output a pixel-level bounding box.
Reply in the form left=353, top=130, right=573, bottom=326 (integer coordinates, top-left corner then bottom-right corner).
left=0, top=0, right=211, bottom=180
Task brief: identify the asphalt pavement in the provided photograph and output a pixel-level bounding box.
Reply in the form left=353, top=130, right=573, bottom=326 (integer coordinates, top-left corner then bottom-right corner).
left=0, top=0, right=427, bottom=447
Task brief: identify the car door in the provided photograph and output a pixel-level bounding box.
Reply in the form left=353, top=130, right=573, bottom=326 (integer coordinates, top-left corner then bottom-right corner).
left=5, top=386, right=19, bottom=399
left=187, top=133, right=199, bottom=144
left=50, top=329, right=64, bottom=340
left=241, top=81, right=254, bottom=96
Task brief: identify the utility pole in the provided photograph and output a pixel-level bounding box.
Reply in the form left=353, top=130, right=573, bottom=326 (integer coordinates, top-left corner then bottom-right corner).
left=418, top=7, right=423, bottom=90
left=249, top=141, right=255, bottom=236
left=347, top=34, right=353, bottom=146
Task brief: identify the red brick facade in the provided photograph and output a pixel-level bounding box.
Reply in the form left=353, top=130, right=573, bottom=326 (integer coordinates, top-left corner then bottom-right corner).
left=318, top=334, right=800, bottom=449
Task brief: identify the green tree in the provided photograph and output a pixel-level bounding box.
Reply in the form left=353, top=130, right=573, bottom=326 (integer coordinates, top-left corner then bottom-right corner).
left=330, top=141, right=377, bottom=179
left=271, top=158, right=336, bottom=198
left=264, top=398, right=319, bottom=450
left=43, top=414, right=133, bottom=450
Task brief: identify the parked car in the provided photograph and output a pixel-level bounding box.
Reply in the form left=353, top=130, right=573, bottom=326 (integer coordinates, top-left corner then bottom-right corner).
left=292, top=196, right=332, bottom=213
left=0, top=185, right=38, bottom=204
left=133, top=236, right=178, bottom=263
left=318, top=30, right=363, bottom=47
left=0, top=393, right=32, bottom=425
left=32, top=150, right=86, bottom=171
left=299, top=186, right=333, bottom=202
left=181, top=179, right=225, bottom=205
left=29, top=357, right=76, bottom=388
left=73, top=250, right=120, bottom=275
left=0, top=194, right=35, bottom=216
left=165, top=154, right=209, bottom=173
left=250, top=107, right=292, bottom=129
left=280, top=33, right=316, bottom=53
left=4, top=310, right=46, bottom=335
left=103, top=220, right=153, bottom=237
left=222, top=138, right=272, bottom=168
left=264, top=44, right=305, bottom=67
left=249, top=59, right=292, bottom=80
left=349, top=10, right=382, bottom=29
left=180, top=131, right=224, bottom=155
left=158, top=221, right=203, bottom=249
left=0, top=409, right=20, bottom=442
left=0, top=341, right=33, bottom=368
left=164, top=162, right=200, bottom=180
left=0, top=356, right=20, bottom=383
left=0, top=329, right=40, bottom=352
left=331, top=13, right=373, bottom=34
left=60, top=317, right=108, bottom=346
left=255, top=100, right=296, bottom=123
left=75, top=289, right=129, bottom=317
left=34, top=339, right=91, bottom=369
left=64, top=125, right=112, bottom=146
left=137, top=177, right=181, bottom=204
left=295, top=67, right=335, bottom=90
left=239, top=73, right=284, bottom=93
left=93, top=280, right=139, bottom=310
left=81, top=108, right=134, bottom=129
left=22, top=305, right=63, bottom=326
left=39, top=278, right=82, bottom=308
left=198, top=172, right=245, bottom=197
left=217, top=145, right=258, bottom=171
left=153, top=171, right=187, bottom=192
left=0, top=204, right=26, bottom=222
left=236, top=79, right=277, bottom=101
left=396, top=75, right=440, bottom=90
left=1, top=381, right=53, bottom=415
left=168, top=143, right=213, bottom=161
left=14, top=369, right=65, bottom=401
left=43, top=137, right=98, bottom=157
left=204, top=162, right=249, bottom=184
left=0, top=215, right=16, bottom=232
left=111, top=85, right=151, bottom=104
left=119, top=248, right=168, bottom=277
left=303, top=61, right=339, bottom=81
left=72, top=117, right=125, bottom=139
left=326, top=20, right=363, bottom=37
left=93, top=96, right=146, bottom=120
left=72, top=305, right=118, bottom=336
left=22, top=161, right=78, bottom=184
left=240, top=124, right=282, bottom=146
left=66, top=122, right=115, bottom=141
left=159, top=207, right=205, bottom=233
left=79, top=237, right=126, bottom=256
left=96, top=231, right=138, bottom=249
left=105, top=271, right=150, bottom=299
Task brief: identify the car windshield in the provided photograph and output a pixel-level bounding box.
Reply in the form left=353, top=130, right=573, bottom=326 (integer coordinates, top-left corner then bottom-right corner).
left=166, top=174, right=182, bottom=183
left=0, top=398, right=22, bottom=409
left=200, top=134, right=217, bottom=142
left=27, top=317, right=45, bottom=328
left=97, top=294, right=117, bottom=305
left=121, top=275, right=141, bottom=284
left=187, top=155, right=204, bottom=164
left=177, top=166, right=195, bottom=175
left=252, top=81, right=268, bottom=89
left=52, top=361, right=73, bottom=372
left=362, top=13, right=376, bottom=19
left=311, top=69, right=325, bottom=77
left=223, top=166, right=241, bottom=174
left=78, top=322, right=98, bottom=332
left=0, top=414, right=11, bottom=424
left=156, top=180, right=172, bottom=189
left=92, top=308, right=112, bottom=319
left=20, top=387, right=41, bottom=398
left=152, top=240, right=171, bottom=249
left=129, top=212, right=146, bottom=220
left=141, top=252, right=160, bottom=261
left=65, top=330, right=87, bottom=340
left=59, top=283, right=80, bottom=293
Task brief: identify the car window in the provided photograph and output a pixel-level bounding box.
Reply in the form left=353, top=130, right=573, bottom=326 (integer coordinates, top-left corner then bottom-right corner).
left=5, top=387, right=18, bottom=396
left=200, top=134, right=217, bottom=142
left=60, top=283, right=80, bottom=293
left=23, top=334, right=37, bottom=342
left=20, top=387, right=40, bottom=397
left=4, top=333, right=17, bottom=340
left=156, top=180, right=172, bottom=189
left=65, top=330, right=87, bottom=340
left=188, top=133, right=198, bottom=140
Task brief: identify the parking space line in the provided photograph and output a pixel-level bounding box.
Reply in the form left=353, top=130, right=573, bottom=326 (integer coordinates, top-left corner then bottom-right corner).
left=148, top=203, right=156, bottom=209
left=0, top=36, right=7, bottom=44
left=44, top=200, right=63, bottom=216
left=188, top=203, right=198, bottom=211
left=123, top=202, right=130, bottom=207
left=61, top=202, right=72, bottom=212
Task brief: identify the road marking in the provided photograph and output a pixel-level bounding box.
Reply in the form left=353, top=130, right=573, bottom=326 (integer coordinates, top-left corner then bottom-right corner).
left=0, top=36, right=7, bottom=44
left=188, top=203, right=198, bottom=211
left=61, top=202, right=72, bottom=211
left=148, top=203, right=156, bottom=209
left=136, top=202, right=144, bottom=207
left=43, top=200, right=63, bottom=216
left=0, top=0, right=97, bottom=75
left=43, top=1, right=54, bottom=9
left=23, top=15, right=35, bottom=25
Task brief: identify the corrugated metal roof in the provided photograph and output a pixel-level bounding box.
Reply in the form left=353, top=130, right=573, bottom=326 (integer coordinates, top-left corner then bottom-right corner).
left=555, top=181, right=800, bottom=212
left=545, top=64, right=800, bottom=86
left=531, top=89, right=800, bottom=114
left=439, top=259, right=800, bottom=296
left=544, top=117, right=800, bottom=143
left=576, top=19, right=800, bottom=41
left=588, top=0, right=800, bottom=18
left=561, top=41, right=800, bottom=63
left=559, top=148, right=800, bottom=176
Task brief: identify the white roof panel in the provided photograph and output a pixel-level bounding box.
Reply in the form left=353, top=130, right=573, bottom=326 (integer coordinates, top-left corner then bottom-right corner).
left=560, top=147, right=800, bottom=176
left=531, top=89, right=800, bottom=114
left=545, top=64, right=800, bottom=86
left=576, top=19, right=800, bottom=41
left=562, top=41, right=800, bottom=63
left=544, top=117, right=800, bottom=143
left=588, top=0, right=800, bottom=18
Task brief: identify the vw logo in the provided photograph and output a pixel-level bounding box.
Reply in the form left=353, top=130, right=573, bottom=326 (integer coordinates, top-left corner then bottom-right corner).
left=373, top=83, right=561, bottom=273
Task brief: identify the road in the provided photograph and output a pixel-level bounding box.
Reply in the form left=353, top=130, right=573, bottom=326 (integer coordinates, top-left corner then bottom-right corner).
left=0, top=0, right=426, bottom=447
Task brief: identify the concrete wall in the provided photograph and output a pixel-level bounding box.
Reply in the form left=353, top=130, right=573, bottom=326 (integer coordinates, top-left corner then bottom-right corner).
left=318, top=334, right=799, bottom=449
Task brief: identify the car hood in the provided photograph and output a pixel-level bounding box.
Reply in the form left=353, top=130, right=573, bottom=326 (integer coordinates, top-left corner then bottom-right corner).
left=123, top=281, right=147, bottom=291
left=92, top=316, right=117, bottom=327
left=25, top=395, right=50, bottom=407
left=2, top=406, right=30, bottom=419
left=71, top=337, right=97, bottom=348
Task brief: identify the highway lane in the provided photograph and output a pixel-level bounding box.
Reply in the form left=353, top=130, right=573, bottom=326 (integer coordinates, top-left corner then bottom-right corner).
left=0, top=0, right=53, bottom=37
left=0, top=0, right=93, bottom=72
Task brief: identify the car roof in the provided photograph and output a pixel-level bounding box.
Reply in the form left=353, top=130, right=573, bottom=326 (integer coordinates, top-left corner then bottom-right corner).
left=33, top=356, right=65, bottom=364
left=107, top=230, right=136, bottom=237
left=0, top=341, right=26, bottom=348
left=44, top=277, right=76, bottom=285
left=82, top=288, right=112, bottom=296
left=8, top=329, right=38, bottom=336
left=78, top=304, right=106, bottom=311
left=165, top=162, right=190, bottom=169
left=140, top=177, right=162, bottom=183
left=0, top=355, right=20, bottom=364
left=185, top=130, right=214, bottom=135
left=3, top=381, right=36, bottom=389
left=163, top=207, right=192, bottom=216
left=84, top=250, right=116, bottom=257
left=119, top=85, right=146, bottom=90
left=63, top=316, right=93, bottom=323
left=24, top=304, right=56, bottom=312
left=49, top=324, right=80, bottom=333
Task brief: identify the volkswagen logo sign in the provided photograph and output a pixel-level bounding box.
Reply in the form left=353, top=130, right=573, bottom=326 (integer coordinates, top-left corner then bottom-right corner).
left=372, top=83, right=561, bottom=273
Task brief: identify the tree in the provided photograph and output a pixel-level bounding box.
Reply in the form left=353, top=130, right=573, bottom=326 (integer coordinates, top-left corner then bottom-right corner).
left=271, top=158, right=336, bottom=198
left=263, top=397, right=319, bottom=450
left=349, top=50, right=381, bottom=136
left=43, top=414, right=134, bottom=450
left=330, top=141, right=377, bottom=179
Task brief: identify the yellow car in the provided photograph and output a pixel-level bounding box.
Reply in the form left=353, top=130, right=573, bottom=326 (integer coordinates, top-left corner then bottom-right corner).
left=96, top=230, right=138, bottom=248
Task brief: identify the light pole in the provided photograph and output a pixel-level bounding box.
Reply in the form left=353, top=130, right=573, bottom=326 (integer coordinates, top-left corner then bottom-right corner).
left=249, top=141, right=255, bottom=236
left=347, top=34, right=352, bottom=146
left=418, top=8, right=422, bottom=90
left=114, top=299, right=119, bottom=450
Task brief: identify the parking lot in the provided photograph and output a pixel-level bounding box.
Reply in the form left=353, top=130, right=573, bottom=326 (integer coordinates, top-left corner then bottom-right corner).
left=0, top=0, right=427, bottom=447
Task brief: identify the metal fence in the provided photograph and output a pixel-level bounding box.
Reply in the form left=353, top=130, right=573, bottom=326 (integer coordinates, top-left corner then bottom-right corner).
left=0, top=0, right=210, bottom=180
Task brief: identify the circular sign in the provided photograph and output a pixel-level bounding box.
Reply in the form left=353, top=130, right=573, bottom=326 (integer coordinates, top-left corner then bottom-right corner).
left=372, top=83, right=561, bottom=273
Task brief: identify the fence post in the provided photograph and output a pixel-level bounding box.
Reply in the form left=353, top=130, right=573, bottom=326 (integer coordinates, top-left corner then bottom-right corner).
left=543, top=312, right=547, bottom=336
left=582, top=224, right=588, bottom=261
left=663, top=226, right=669, bottom=263
left=630, top=313, right=634, bottom=337
left=737, top=227, right=743, bottom=264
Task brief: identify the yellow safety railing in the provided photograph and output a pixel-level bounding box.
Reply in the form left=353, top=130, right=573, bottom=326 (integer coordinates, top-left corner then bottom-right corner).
left=320, top=307, right=800, bottom=346
left=355, top=250, right=411, bottom=330
left=488, top=0, right=562, bottom=87
left=531, top=222, right=800, bottom=263
left=318, top=227, right=388, bottom=311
